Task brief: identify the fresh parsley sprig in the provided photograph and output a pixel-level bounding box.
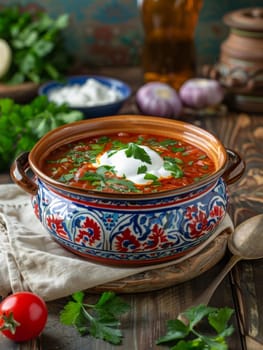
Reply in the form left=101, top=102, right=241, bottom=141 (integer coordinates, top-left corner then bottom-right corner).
left=0, top=96, right=83, bottom=171
left=60, top=292, right=234, bottom=348
left=0, top=4, right=70, bottom=84
left=60, top=291, right=131, bottom=345
left=156, top=304, right=234, bottom=349
left=125, top=142, right=152, bottom=164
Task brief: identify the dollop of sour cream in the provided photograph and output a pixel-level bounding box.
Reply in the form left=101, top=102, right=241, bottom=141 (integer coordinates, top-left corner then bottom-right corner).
left=48, top=78, right=122, bottom=107
left=96, top=144, right=172, bottom=185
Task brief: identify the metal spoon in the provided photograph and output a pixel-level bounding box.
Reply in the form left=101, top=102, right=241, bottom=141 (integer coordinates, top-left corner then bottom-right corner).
left=182, top=214, right=263, bottom=310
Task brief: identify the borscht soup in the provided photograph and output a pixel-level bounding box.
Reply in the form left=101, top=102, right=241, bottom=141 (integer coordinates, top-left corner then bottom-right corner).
left=43, top=132, right=216, bottom=194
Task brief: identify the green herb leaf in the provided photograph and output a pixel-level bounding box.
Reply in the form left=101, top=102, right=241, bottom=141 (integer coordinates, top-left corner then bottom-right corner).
left=81, top=171, right=104, bottom=183
left=94, top=291, right=131, bottom=318
left=60, top=291, right=130, bottom=345
left=137, top=165, right=147, bottom=174
left=156, top=304, right=234, bottom=349
left=208, top=307, right=234, bottom=335
left=156, top=319, right=189, bottom=344
left=184, top=304, right=216, bottom=328
left=164, top=158, right=184, bottom=178
left=89, top=317, right=123, bottom=345
left=96, top=165, right=115, bottom=176
left=198, top=154, right=207, bottom=160
left=58, top=173, right=75, bottom=183
left=107, top=178, right=139, bottom=193
left=172, top=147, right=186, bottom=153
left=144, top=173, right=158, bottom=181
left=159, top=139, right=178, bottom=147
left=97, top=136, right=110, bottom=144
left=0, top=96, right=83, bottom=171
left=0, top=5, right=70, bottom=83
left=200, top=335, right=229, bottom=350
left=144, top=173, right=160, bottom=186
left=60, top=291, right=85, bottom=325
left=125, top=142, right=151, bottom=164
left=171, top=339, right=205, bottom=350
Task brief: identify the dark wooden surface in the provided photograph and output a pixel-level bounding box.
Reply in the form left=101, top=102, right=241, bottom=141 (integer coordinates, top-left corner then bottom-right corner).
left=0, top=67, right=263, bottom=350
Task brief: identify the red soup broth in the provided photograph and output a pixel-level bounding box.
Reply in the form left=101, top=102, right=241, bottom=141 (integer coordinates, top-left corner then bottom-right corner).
left=43, top=132, right=216, bottom=194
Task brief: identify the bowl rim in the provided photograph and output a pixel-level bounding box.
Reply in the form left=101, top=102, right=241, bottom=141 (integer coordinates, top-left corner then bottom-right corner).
left=38, top=75, right=132, bottom=109
left=28, top=115, right=228, bottom=200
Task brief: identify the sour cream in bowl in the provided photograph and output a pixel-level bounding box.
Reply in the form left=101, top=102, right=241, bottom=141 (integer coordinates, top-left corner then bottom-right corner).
left=38, top=75, right=131, bottom=118
left=97, top=144, right=172, bottom=185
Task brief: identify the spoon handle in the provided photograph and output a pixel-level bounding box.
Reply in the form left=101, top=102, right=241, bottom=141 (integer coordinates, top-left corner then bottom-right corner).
left=180, top=254, right=241, bottom=314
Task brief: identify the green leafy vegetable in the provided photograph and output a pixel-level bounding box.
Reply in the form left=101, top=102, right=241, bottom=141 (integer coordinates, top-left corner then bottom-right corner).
left=144, top=173, right=160, bottom=186
left=0, top=4, right=71, bottom=83
left=144, top=173, right=159, bottom=181
left=0, top=96, right=83, bottom=171
left=156, top=304, right=234, bottom=349
left=80, top=167, right=139, bottom=193
left=60, top=291, right=234, bottom=348
left=172, top=147, right=186, bottom=153
left=125, top=142, right=151, bottom=164
left=60, top=291, right=130, bottom=345
left=107, top=177, right=140, bottom=193
left=137, top=164, right=147, bottom=174
left=164, top=156, right=184, bottom=178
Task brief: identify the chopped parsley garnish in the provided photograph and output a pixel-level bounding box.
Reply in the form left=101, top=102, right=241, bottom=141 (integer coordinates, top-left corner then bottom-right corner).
left=107, top=178, right=139, bottom=193
left=198, top=154, right=208, bottom=160
left=137, top=165, right=148, bottom=174
left=80, top=167, right=138, bottom=193
left=111, top=139, right=127, bottom=150
left=44, top=133, right=215, bottom=194
left=125, top=143, right=151, bottom=164
left=164, top=157, right=184, bottom=178
left=144, top=173, right=158, bottom=181
left=144, top=173, right=160, bottom=186
left=97, top=136, right=110, bottom=144
left=159, top=139, right=178, bottom=147
left=58, top=173, right=75, bottom=182
left=172, top=146, right=186, bottom=153
left=96, top=165, right=115, bottom=175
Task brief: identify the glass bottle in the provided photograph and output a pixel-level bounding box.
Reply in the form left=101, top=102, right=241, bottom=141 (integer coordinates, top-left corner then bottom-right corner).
left=140, top=0, right=203, bottom=90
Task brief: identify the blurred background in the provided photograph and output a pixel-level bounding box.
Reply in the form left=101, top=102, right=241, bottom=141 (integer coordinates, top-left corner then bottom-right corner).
left=0, top=0, right=262, bottom=70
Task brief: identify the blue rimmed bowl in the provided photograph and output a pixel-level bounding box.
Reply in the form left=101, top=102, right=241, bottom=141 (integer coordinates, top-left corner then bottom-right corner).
left=38, top=75, right=131, bottom=118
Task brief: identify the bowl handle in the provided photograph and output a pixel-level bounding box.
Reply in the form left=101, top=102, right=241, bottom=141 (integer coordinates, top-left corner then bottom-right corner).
left=222, top=149, right=246, bottom=185
left=10, top=152, right=38, bottom=195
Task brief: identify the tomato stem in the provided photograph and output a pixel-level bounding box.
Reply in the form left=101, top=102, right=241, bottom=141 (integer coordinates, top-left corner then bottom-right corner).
left=0, top=312, right=21, bottom=334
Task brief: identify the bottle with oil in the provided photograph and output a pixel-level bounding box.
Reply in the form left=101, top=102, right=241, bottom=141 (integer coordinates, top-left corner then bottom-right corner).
left=140, top=0, right=203, bottom=90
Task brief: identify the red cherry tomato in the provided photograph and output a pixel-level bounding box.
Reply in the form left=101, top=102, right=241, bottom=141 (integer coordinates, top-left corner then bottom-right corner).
left=0, top=291, right=48, bottom=342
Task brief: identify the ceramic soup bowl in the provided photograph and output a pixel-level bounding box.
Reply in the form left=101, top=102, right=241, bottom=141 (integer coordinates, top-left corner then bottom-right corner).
left=11, top=116, right=245, bottom=266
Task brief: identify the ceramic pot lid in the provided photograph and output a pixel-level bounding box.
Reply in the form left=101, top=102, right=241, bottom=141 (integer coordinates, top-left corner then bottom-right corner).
left=223, top=7, right=263, bottom=32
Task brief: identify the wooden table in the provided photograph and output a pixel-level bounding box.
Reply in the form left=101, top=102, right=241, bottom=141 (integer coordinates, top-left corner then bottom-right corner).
left=0, top=67, right=262, bottom=350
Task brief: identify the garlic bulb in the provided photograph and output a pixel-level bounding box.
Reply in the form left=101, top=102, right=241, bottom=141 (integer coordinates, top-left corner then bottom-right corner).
left=136, top=82, right=182, bottom=117
left=179, top=78, right=224, bottom=109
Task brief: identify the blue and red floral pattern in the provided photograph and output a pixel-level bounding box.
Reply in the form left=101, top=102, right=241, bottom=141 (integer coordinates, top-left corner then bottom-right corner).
left=31, top=177, right=228, bottom=265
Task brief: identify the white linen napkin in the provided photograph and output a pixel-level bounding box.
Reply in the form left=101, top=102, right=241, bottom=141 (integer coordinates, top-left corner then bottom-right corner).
left=0, top=184, right=234, bottom=301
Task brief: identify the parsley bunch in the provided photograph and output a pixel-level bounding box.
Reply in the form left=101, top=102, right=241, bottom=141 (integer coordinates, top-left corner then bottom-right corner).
left=156, top=304, right=234, bottom=349
left=60, top=291, right=131, bottom=345
left=60, top=292, right=235, bottom=348
left=0, top=4, right=70, bottom=84
left=0, top=96, right=83, bottom=171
